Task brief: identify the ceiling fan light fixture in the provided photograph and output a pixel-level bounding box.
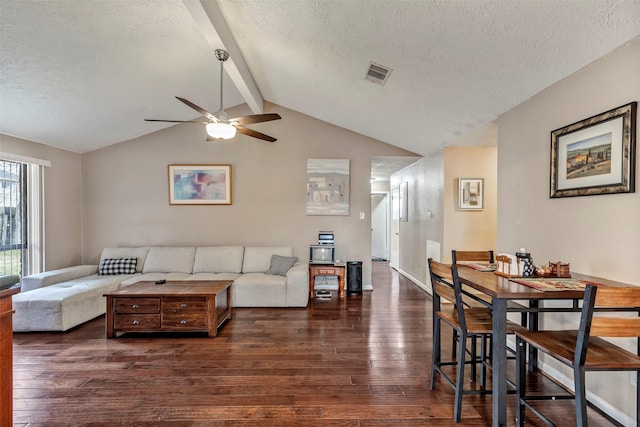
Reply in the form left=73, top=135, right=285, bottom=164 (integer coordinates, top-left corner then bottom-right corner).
left=146, top=49, right=281, bottom=142
left=206, top=122, right=236, bottom=139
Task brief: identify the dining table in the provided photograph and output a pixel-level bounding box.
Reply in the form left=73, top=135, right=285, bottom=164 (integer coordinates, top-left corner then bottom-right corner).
left=455, top=265, right=636, bottom=427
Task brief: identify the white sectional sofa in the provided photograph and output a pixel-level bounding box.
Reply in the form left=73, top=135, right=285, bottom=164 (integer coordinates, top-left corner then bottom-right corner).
left=13, top=245, right=309, bottom=332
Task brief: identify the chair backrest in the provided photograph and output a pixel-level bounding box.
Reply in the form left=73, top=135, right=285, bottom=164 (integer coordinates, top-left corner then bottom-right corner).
left=575, top=284, right=640, bottom=365
left=451, top=250, right=494, bottom=264
left=428, top=258, right=467, bottom=329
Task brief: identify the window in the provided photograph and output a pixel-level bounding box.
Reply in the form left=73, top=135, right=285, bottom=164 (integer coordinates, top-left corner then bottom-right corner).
left=0, top=160, right=27, bottom=279
left=0, top=156, right=47, bottom=281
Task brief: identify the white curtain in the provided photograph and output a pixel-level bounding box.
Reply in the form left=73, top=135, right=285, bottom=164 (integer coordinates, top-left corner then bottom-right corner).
left=26, top=163, right=45, bottom=275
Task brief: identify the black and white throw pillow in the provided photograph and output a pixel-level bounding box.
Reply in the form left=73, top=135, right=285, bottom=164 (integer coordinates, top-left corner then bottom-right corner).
left=99, top=258, right=137, bottom=275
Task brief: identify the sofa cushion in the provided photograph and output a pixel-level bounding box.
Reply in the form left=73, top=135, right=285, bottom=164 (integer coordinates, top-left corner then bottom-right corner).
left=232, top=272, right=286, bottom=307
left=98, top=258, right=137, bottom=275
left=242, top=247, right=293, bottom=273
left=100, top=247, right=150, bottom=273
left=193, top=246, right=244, bottom=273
left=188, top=272, right=242, bottom=281
left=13, top=273, right=135, bottom=332
left=266, top=255, right=298, bottom=276
left=142, top=247, right=196, bottom=273
left=119, top=272, right=191, bottom=287
left=20, top=265, right=99, bottom=292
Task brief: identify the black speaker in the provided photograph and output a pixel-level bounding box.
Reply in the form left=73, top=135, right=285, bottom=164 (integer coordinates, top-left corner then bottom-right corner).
left=347, top=261, right=362, bottom=295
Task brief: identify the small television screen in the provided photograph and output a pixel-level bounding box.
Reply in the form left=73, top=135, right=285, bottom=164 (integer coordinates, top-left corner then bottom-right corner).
left=310, top=245, right=335, bottom=264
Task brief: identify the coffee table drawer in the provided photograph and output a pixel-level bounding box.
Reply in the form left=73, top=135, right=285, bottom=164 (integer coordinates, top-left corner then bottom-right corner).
left=114, top=298, right=160, bottom=313
left=162, top=313, right=207, bottom=329
left=162, top=297, right=207, bottom=312
left=114, top=314, right=160, bottom=330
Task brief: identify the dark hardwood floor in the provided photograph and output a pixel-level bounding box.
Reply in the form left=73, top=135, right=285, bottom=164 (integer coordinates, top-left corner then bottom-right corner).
left=12, top=262, right=619, bottom=426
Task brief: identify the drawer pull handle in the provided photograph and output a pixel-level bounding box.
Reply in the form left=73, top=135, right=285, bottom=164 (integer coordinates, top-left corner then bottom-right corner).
left=180, top=303, right=188, bottom=308
left=132, top=304, right=139, bottom=309
left=132, top=320, right=140, bottom=325
left=180, top=319, right=187, bottom=324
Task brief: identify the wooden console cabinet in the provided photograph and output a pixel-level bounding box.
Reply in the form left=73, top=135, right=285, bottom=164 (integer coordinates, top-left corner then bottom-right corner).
left=104, top=281, right=231, bottom=338
left=1, top=288, right=19, bottom=426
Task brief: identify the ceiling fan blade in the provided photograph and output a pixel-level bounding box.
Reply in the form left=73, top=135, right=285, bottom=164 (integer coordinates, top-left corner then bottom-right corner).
left=230, top=113, right=282, bottom=125
left=145, top=119, right=208, bottom=124
left=235, top=125, right=277, bottom=142
left=175, top=97, right=216, bottom=121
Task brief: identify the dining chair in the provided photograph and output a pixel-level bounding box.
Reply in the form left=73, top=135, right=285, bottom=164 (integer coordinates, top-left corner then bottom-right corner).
left=515, top=284, right=640, bottom=427
left=449, top=250, right=496, bottom=365
left=428, top=259, right=525, bottom=422
left=452, top=249, right=530, bottom=358
left=451, top=250, right=494, bottom=264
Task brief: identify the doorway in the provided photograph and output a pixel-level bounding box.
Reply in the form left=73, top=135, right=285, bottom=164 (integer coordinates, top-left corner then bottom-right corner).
left=371, top=194, right=387, bottom=261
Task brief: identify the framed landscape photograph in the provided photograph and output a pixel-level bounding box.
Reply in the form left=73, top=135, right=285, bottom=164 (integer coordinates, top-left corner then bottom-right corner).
left=550, top=102, right=636, bottom=198
left=168, top=164, right=232, bottom=205
left=458, top=178, right=484, bottom=210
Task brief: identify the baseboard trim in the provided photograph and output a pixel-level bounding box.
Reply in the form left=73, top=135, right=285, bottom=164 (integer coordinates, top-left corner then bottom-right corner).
left=538, top=361, right=635, bottom=427
left=397, top=268, right=431, bottom=295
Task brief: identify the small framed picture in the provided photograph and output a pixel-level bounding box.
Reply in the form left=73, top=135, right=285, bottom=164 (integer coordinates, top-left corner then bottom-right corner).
left=168, top=164, right=232, bottom=205
left=458, top=178, right=484, bottom=210
left=400, top=181, right=408, bottom=222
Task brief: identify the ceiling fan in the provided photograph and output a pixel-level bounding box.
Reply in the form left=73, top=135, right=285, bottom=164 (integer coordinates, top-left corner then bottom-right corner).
left=145, top=49, right=281, bottom=142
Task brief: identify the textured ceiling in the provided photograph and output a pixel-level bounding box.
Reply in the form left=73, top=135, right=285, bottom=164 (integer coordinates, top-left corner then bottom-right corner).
left=0, top=0, right=246, bottom=153
left=1, top=0, right=639, bottom=165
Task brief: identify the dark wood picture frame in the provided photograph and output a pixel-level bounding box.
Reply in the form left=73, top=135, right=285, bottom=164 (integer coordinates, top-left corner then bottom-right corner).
left=550, top=102, right=636, bottom=198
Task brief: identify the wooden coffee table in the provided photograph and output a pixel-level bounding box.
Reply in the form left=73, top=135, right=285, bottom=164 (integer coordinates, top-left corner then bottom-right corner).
left=104, top=280, right=232, bottom=338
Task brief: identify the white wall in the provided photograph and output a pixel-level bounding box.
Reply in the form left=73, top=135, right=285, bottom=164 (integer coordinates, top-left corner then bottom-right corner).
left=390, top=142, right=498, bottom=288
left=497, top=36, right=640, bottom=425
left=81, top=102, right=415, bottom=287
left=0, top=134, right=83, bottom=269
left=391, top=153, right=442, bottom=287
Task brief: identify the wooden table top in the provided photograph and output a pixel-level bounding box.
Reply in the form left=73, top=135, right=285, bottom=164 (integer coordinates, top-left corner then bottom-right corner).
left=456, top=266, right=634, bottom=300
left=104, top=280, right=233, bottom=297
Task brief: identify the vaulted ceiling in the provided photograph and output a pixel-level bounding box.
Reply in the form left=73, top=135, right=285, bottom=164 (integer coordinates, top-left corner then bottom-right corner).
left=1, top=0, right=639, bottom=158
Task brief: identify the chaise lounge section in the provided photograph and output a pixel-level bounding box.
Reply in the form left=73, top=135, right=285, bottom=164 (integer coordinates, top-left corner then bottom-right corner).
left=13, top=245, right=309, bottom=332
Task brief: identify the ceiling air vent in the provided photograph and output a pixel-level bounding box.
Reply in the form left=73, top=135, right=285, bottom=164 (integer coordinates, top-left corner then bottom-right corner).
left=365, top=62, right=392, bottom=85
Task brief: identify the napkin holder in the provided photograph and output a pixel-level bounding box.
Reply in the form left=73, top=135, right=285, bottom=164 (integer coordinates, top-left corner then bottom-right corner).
left=494, top=253, right=521, bottom=278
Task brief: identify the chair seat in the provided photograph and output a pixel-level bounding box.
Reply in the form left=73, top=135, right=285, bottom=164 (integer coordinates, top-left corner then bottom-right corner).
left=515, top=284, right=640, bottom=427
left=438, top=307, right=527, bottom=335
left=515, top=330, right=640, bottom=370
